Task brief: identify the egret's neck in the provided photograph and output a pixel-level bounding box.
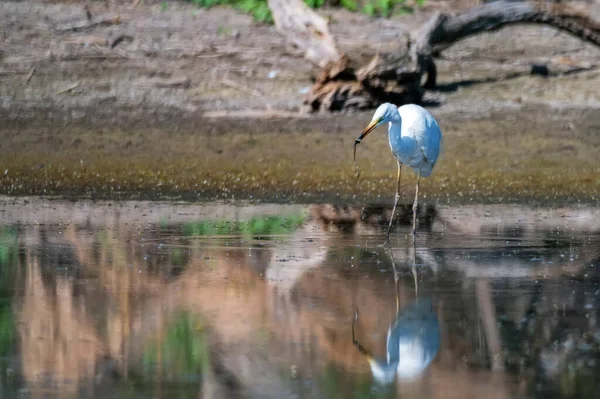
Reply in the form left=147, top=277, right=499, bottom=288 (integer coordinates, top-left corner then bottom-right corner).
left=389, top=108, right=402, bottom=124
left=388, top=119, right=403, bottom=157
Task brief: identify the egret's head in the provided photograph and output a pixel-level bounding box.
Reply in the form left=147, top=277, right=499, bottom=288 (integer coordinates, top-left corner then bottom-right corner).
left=355, top=103, right=397, bottom=144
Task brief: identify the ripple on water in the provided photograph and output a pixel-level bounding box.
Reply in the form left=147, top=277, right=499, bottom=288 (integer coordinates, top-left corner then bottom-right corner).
left=0, top=197, right=600, bottom=398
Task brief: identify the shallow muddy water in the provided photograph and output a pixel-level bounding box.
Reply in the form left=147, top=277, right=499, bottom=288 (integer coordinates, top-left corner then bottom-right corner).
left=0, top=197, right=599, bottom=398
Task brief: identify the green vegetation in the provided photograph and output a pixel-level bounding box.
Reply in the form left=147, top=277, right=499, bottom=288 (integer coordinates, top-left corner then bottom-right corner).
left=0, top=228, right=17, bottom=268
left=183, top=213, right=306, bottom=237
left=185, top=0, right=425, bottom=23
left=362, top=0, right=425, bottom=17
left=318, top=364, right=394, bottom=399
left=114, top=312, right=210, bottom=397
left=0, top=228, right=17, bottom=362
left=143, top=312, right=210, bottom=379
left=188, top=0, right=273, bottom=23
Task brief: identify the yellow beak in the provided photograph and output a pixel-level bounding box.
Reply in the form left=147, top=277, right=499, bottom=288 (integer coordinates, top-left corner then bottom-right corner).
left=355, top=118, right=381, bottom=144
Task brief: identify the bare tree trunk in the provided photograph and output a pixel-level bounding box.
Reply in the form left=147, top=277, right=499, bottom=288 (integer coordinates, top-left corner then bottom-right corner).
left=267, top=0, right=341, bottom=67
left=303, top=1, right=600, bottom=113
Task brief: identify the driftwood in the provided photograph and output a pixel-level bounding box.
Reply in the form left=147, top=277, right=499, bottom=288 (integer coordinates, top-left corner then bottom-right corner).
left=56, top=15, right=121, bottom=33
left=146, top=77, right=191, bottom=89
left=219, top=78, right=263, bottom=97
left=203, top=109, right=310, bottom=118
left=0, top=69, right=30, bottom=76
left=25, top=67, right=36, bottom=85
left=110, top=34, right=134, bottom=49
left=268, top=0, right=340, bottom=67
left=57, top=82, right=81, bottom=94
left=303, top=1, right=600, bottom=112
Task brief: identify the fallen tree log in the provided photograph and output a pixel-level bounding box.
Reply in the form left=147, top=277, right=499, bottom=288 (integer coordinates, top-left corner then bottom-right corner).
left=301, top=1, right=600, bottom=112
left=267, top=0, right=341, bottom=67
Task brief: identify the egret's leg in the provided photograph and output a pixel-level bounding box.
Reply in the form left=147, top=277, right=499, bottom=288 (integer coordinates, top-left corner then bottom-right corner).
left=388, top=247, right=400, bottom=313
left=386, top=161, right=403, bottom=241
left=412, top=171, right=421, bottom=235
left=411, top=235, right=418, bottom=299
left=412, top=266, right=419, bottom=299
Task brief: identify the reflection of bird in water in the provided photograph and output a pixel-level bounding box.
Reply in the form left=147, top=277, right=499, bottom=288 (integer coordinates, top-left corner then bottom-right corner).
left=352, top=246, right=440, bottom=384
left=354, top=103, right=442, bottom=238
left=353, top=298, right=440, bottom=384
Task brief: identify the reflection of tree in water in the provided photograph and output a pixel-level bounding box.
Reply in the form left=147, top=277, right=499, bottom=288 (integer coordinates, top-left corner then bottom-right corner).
left=19, top=255, right=104, bottom=394
left=1, top=202, right=600, bottom=398
left=507, top=274, right=600, bottom=399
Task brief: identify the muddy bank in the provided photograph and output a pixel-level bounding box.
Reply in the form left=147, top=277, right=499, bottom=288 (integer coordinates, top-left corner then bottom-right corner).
left=1, top=1, right=600, bottom=203
left=2, top=103, right=599, bottom=204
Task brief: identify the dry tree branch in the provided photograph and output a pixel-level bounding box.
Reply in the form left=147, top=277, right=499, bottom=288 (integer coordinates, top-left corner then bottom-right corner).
left=302, top=1, right=600, bottom=112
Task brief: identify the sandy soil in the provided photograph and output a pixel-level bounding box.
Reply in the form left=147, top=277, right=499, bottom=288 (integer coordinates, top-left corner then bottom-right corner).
left=1, top=1, right=600, bottom=203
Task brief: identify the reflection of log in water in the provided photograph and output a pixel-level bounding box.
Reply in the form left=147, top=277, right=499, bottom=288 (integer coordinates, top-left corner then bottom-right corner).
left=311, top=203, right=600, bottom=236
left=7, top=201, right=600, bottom=398
left=313, top=203, right=599, bottom=280
left=311, top=203, right=438, bottom=234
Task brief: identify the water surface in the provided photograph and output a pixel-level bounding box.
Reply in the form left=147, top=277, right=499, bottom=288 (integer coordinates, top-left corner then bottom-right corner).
left=0, top=197, right=599, bottom=398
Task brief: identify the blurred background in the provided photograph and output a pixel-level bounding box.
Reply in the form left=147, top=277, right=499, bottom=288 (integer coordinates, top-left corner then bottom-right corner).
left=1, top=0, right=600, bottom=398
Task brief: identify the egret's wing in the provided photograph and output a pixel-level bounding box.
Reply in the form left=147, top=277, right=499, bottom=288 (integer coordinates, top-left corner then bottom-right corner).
left=398, top=105, right=442, bottom=168
left=417, top=110, right=442, bottom=168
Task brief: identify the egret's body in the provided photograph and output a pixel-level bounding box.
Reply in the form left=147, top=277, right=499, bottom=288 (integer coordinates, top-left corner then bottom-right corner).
left=355, top=103, right=442, bottom=238
left=389, top=104, right=441, bottom=177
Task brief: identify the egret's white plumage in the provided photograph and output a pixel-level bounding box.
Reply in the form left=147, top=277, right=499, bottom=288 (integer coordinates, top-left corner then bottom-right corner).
left=392, top=104, right=442, bottom=177
left=355, top=102, right=443, bottom=237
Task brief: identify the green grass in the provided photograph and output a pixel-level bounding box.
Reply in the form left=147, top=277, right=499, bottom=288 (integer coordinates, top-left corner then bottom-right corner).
left=362, top=0, right=424, bottom=17
left=185, top=0, right=425, bottom=23
left=188, top=0, right=273, bottom=23
left=182, top=213, right=306, bottom=237
left=143, top=312, right=210, bottom=379
left=0, top=228, right=17, bottom=360
left=318, top=363, right=395, bottom=399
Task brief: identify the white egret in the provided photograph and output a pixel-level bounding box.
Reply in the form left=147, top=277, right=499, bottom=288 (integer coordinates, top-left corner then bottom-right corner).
left=354, top=103, right=442, bottom=238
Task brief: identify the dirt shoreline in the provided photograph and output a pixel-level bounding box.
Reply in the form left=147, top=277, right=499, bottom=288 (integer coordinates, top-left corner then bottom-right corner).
left=1, top=1, right=600, bottom=204
left=2, top=103, right=599, bottom=205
